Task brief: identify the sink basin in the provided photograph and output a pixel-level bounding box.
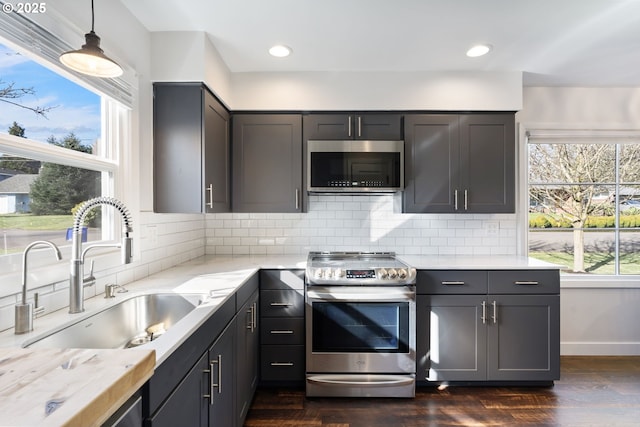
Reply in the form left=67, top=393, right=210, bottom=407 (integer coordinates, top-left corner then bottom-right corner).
left=23, top=293, right=203, bottom=350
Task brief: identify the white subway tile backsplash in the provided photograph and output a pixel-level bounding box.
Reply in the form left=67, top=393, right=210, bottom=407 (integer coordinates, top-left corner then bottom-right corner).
left=204, top=195, right=517, bottom=256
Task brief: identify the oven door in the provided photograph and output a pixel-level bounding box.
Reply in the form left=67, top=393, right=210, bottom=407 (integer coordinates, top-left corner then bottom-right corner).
left=305, top=285, right=416, bottom=374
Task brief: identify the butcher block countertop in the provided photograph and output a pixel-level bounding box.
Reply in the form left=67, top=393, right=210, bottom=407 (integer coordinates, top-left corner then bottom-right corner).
left=0, top=347, right=155, bottom=427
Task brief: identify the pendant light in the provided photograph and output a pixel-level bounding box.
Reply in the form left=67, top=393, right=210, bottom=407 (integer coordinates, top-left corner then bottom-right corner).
left=59, top=0, right=123, bottom=78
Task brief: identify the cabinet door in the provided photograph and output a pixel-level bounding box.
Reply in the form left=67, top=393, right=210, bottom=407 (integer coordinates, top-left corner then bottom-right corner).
left=403, top=115, right=460, bottom=213
left=303, top=114, right=402, bottom=140
left=232, top=114, right=302, bottom=212
left=147, top=352, right=208, bottom=427
left=153, top=84, right=204, bottom=213
left=303, top=114, right=352, bottom=140
left=487, top=295, right=560, bottom=381
left=208, top=320, right=235, bottom=427
left=459, top=114, right=515, bottom=213
left=235, top=290, right=259, bottom=427
left=203, top=90, right=231, bottom=213
left=416, top=294, right=487, bottom=382
left=357, top=114, right=402, bottom=140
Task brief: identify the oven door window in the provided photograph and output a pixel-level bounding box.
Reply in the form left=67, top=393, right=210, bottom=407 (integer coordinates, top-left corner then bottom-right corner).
left=312, top=302, right=409, bottom=353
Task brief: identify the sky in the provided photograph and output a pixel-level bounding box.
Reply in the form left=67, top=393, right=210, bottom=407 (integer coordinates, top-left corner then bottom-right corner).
left=0, top=42, right=101, bottom=146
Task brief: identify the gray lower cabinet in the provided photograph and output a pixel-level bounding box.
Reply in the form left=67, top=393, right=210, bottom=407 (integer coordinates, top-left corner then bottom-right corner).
left=153, top=83, right=230, bottom=213
left=404, top=113, right=515, bottom=213
left=144, top=275, right=260, bottom=427
left=259, top=269, right=305, bottom=384
left=146, top=319, right=234, bottom=427
left=416, top=269, right=560, bottom=383
left=208, top=319, right=236, bottom=426
left=232, top=114, right=302, bottom=212
left=235, top=289, right=259, bottom=426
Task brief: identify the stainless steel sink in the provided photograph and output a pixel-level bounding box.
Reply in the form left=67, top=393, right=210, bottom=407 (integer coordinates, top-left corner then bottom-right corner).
left=23, top=293, right=202, bottom=350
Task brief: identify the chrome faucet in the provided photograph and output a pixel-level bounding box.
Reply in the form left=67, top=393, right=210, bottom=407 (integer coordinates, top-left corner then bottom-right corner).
left=15, top=240, right=62, bottom=334
left=69, top=197, right=133, bottom=313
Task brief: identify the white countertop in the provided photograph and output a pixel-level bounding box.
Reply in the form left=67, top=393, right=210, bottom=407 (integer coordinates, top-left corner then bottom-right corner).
left=0, top=254, right=561, bottom=365
left=399, top=255, right=565, bottom=270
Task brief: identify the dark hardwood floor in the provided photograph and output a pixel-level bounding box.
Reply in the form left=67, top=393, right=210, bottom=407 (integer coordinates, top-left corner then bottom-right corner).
left=245, top=357, right=640, bottom=426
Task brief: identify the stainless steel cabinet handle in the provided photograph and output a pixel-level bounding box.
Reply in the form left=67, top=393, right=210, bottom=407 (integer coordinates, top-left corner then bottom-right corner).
left=270, top=302, right=292, bottom=307
left=514, top=281, right=539, bottom=285
left=270, top=330, right=294, bottom=334
left=246, top=304, right=254, bottom=332
left=442, top=281, right=465, bottom=286
left=210, top=354, right=222, bottom=402
left=464, top=189, right=468, bottom=210
left=357, top=116, right=362, bottom=137
left=454, top=190, right=459, bottom=211
left=481, top=301, right=487, bottom=324
left=491, top=301, right=498, bottom=324
left=203, top=368, right=211, bottom=402
left=348, top=116, right=352, bottom=137
left=206, top=184, right=214, bottom=209
left=270, top=362, right=294, bottom=366
left=251, top=302, right=258, bottom=332
left=295, top=188, right=300, bottom=210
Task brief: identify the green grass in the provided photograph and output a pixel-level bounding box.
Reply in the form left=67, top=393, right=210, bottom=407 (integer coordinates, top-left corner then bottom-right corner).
left=0, top=214, right=73, bottom=230
left=529, top=251, right=640, bottom=275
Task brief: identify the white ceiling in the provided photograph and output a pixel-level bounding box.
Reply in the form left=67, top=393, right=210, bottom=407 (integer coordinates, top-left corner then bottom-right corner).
left=121, top=0, right=640, bottom=86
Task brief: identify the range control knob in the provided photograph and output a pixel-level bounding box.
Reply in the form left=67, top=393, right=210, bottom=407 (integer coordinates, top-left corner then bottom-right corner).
left=313, top=268, right=323, bottom=279
left=378, top=268, right=388, bottom=279
left=398, top=268, right=408, bottom=280
left=334, top=268, right=345, bottom=279
left=388, top=268, right=398, bottom=279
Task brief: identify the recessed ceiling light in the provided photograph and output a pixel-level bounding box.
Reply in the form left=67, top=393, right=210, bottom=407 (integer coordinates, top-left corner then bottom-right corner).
left=269, top=45, right=292, bottom=58
left=466, top=44, right=492, bottom=58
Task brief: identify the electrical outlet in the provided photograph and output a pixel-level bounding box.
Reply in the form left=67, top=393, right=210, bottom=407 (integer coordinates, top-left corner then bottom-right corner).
left=484, top=221, right=499, bottom=236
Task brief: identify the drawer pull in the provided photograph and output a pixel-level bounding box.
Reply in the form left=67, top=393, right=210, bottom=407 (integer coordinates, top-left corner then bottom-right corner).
left=514, top=281, right=539, bottom=285
left=270, top=330, right=294, bottom=334
left=270, top=302, right=292, bottom=307
left=442, top=281, right=465, bottom=285
left=270, top=362, right=294, bottom=366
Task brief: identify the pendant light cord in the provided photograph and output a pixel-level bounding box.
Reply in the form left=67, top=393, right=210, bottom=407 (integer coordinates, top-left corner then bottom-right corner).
left=91, top=0, right=95, bottom=32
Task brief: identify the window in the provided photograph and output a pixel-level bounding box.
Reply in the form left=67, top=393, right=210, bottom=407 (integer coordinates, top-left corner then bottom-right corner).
left=0, top=38, right=125, bottom=275
left=527, top=131, right=640, bottom=275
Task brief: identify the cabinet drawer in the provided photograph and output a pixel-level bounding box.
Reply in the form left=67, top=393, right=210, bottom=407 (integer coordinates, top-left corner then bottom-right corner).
left=260, top=289, right=304, bottom=317
left=489, top=270, right=560, bottom=294
left=260, top=269, right=305, bottom=290
left=261, top=318, right=305, bottom=345
left=417, top=270, right=488, bottom=294
left=261, top=345, right=305, bottom=381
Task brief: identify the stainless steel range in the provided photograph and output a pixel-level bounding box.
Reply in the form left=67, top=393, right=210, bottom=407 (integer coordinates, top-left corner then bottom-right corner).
left=305, top=252, right=417, bottom=397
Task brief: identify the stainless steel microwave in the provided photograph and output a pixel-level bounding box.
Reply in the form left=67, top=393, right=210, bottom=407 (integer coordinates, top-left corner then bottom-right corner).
left=306, top=140, right=404, bottom=193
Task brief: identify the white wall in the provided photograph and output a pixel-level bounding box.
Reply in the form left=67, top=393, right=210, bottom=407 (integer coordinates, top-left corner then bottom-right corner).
left=518, top=87, right=640, bottom=355
left=150, top=31, right=523, bottom=111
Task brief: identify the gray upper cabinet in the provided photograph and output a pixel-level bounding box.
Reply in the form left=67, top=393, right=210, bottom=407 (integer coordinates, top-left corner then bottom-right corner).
left=153, top=83, right=230, bottom=213
left=403, top=113, right=515, bottom=213
left=303, top=113, right=402, bottom=140
left=232, top=114, right=303, bottom=213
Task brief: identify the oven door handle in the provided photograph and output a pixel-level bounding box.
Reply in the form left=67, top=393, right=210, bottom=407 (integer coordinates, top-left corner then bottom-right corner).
left=306, top=287, right=415, bottom=302
left=306, top=374, right=415, bottom=387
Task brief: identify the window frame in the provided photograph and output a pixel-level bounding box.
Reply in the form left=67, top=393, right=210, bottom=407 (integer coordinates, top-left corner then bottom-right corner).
left=521, top=126, right=640, bottom=283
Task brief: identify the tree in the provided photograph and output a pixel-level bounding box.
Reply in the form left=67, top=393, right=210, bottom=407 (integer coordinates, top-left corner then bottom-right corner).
left=529, top=143, right=640, bottom=272
left=0, top=79, right=54, bottom=117
left=29, top=134, right=100, bottom=215
left=0, top=122, right=41, bottom=173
